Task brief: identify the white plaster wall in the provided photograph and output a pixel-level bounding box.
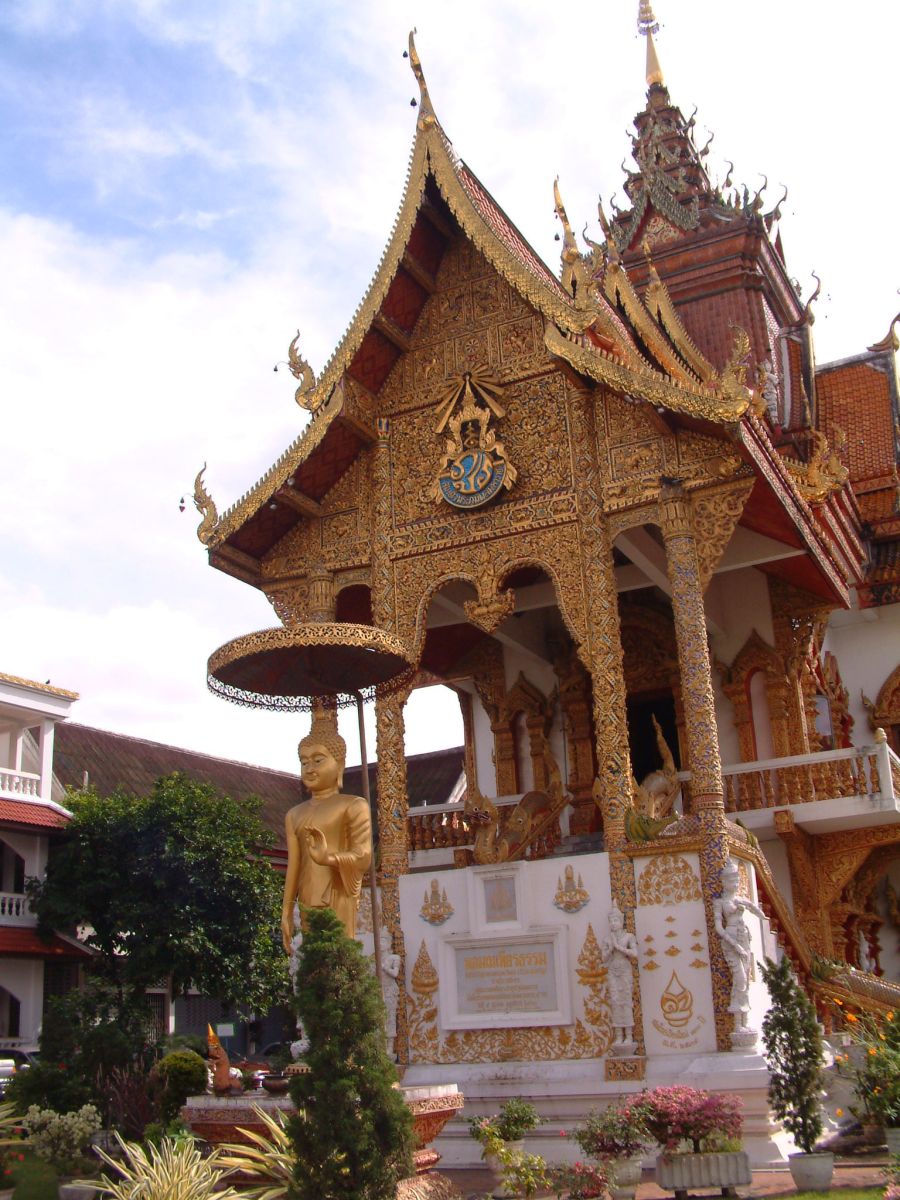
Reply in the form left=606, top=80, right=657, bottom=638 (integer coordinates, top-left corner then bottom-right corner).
left=713, top=671, right=742, bottom=767
left=706, top=567, right=775, bottom=666
left=760, top=839, right=794, bottom=912
left=1, top=960, right=43, bottom=1043
left=0, top=830, right=47, bottom=880
left=823, top=601, right=900, bottom=742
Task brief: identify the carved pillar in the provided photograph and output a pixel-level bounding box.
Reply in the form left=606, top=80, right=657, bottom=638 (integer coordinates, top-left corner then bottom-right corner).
left=307, top=564, right=335, bottom=623
left=556, top=649, right=598, bottom=835
left=659, top=483, right=733, bottom=1049
left=491, top=722, right=518, bottom=794
left=526, top=709, right=551, bottom=791
left=658, top=486, right=724, bottom=811
left=569, top=385, right=644, bottom=1057
left=375, top=683, right=414, bottom=1065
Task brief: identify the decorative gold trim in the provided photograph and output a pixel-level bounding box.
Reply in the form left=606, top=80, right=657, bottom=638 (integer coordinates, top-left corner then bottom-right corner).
left=0, top=672, right=79, bottom=700
left=603, top=261, right=700, bottom=388
left=643, top=258, right=716, bottom=384
left=544, top=324, right=750, bottom=423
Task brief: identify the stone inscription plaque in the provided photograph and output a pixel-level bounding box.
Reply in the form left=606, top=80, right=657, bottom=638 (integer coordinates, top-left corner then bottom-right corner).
left=455, top=940, right=558, bottom=1016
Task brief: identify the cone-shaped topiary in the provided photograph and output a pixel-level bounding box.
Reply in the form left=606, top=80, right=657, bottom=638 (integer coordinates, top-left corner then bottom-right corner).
left=761, top=955, right=825, bottom=1154
left=289, top=907, right=414, bottom=1200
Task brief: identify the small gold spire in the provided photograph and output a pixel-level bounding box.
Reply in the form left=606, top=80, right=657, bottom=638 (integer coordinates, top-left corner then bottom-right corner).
left=407, top=30, right=436, bottom=130
left=638, top=1, right=665, bottom=86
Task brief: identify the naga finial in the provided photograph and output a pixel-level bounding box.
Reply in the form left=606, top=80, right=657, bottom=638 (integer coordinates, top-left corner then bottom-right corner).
left=722, top=160, right=734, bottom=190
left=407, top=30, right=436, bottom=131
left=638, top=0, right=664, bottom=86
left=768, top=183, right=788, bottom=224
left=597, top=196, right=620, bottom=266
left=802, top=271, right=822, bottom=326
left=698, top=130, right=714, bottom=159
left=867, top=311, right=900, bottom=353
left=193, top=463, right=219, bottom=546
left=751, top=174, right=768, bottom=213
left=717, top=324, right=753, bottom=413
left=288, top=330, right=317, bottom=408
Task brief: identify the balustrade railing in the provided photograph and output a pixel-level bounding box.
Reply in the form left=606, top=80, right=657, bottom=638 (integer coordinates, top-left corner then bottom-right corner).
left=0, top=891, right=34, bottom=924
left=0, top=767, right=40, bottom=799
left=408, top=796, right=521, bottom=855
left=712, top=742, right=896, bottom=814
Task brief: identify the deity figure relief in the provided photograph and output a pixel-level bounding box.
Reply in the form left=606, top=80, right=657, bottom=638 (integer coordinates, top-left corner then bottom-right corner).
left=713, top=858, right=763, bottom=1046
left=601, top=903, right=638, bottom=1052
left=379, top=928, right=402, bottom=1062
left=281, top=712, right=372, bottom=952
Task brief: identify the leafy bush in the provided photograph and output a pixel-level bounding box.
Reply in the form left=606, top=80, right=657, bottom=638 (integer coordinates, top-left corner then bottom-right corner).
left=573, top=1099, right=651, bottom=1160
left=25, top=1103, right=101, bottom=1175
left=549, top=1160, right=608, bottom=1200
left=155, top=1051, right=208, bottom=1124
left=761, top=956, right=824, bottom=1154
left=92, top=1133, right=240, bottom=1200
left=639, top=1086, right=743, bottom=1153
left=468, top=1097, right=542, bottom=1146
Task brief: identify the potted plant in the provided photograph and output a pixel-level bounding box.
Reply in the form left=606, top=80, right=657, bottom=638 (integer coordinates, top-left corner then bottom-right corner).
left=832, top=1003, right=900, bottom=1152
left=572, top=1100, right=650, bottom=1200
left=761, top=956, right=831, bottom=1189
left=468, top=1099, right=542, bottom=1198
left=639, top=1086, right=749, bottom=1197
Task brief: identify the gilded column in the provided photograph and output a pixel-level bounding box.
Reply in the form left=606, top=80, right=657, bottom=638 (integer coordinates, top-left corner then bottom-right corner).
left=375, top=684, right=414, bottom=1065
left=659, top=483, right=732, bottom=1049
left=569, top=384, right=645, bottom=1065
left=658, top=485, right=724, bottom=810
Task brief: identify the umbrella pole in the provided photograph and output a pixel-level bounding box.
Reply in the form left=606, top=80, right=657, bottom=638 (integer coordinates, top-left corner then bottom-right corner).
left=355, top=691, right=384, bottom=993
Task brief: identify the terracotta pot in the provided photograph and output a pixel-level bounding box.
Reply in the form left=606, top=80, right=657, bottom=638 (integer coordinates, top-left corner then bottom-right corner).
left=58, top=1183, right=99, bottom=1200
left=787, top=1151, right=834, bottom=1191
left=862, top=1121, right=885, bottom=1146
left=609, top=1154, right=643, bottom=1200
left=485, top=1140, right=524, bottom=1199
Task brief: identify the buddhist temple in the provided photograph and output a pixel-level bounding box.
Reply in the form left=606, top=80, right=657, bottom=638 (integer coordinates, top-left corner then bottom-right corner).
left=197, top=8, right=900, bottom=1166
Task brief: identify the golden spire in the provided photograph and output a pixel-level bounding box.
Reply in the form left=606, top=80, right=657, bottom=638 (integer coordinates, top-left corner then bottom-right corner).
left=638, top=0, right=665, bottom=87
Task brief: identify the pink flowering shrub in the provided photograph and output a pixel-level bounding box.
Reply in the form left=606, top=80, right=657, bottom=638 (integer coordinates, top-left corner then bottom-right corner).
left=549, top=1160, right=608, bottom=1199
left=639, top=1086, right=743, bottom=1154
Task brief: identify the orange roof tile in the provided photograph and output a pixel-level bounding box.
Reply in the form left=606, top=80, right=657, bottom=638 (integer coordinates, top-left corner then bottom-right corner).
left=0, top=928, right=91, bottom=958
left=0, top=800, right=68, bottom=828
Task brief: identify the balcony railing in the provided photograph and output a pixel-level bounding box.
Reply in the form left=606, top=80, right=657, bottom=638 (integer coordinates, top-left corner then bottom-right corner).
left=0, top=891, right=34, bottom=925
left=715, top=741, right=898, bottom=813
left=0, top=767, right=40, bottom=800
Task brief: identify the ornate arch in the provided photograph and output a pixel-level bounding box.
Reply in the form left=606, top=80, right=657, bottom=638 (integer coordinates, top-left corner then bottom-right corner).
left=719, top=630, right=794, bottom=761
left=868, top=663, right=900, bottom=751
left=392, top=524, right=588, bottom=659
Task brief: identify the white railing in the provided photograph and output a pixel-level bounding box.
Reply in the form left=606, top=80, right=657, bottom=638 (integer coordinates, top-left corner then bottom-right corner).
left=0, top=891, right=34, bottom=925
left=408, top=796, right=520, bottom=853
left=0, top=767, right=40, bottom=800
left=696, top=741, right=897, bottom=813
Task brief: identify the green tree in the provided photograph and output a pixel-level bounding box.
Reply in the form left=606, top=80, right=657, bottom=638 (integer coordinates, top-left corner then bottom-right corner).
left=761, top=955, right=825, bottom=1153
left=28, top=773, right=289, bottom=1013
left=289, top=908, right=414, bottom=1200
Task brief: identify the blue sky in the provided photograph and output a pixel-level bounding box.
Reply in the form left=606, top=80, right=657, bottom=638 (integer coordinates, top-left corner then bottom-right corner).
left=1, top=0, right=897, bottom=775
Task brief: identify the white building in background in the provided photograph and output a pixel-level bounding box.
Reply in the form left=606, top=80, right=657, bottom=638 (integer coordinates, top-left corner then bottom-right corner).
left=0, top=672, right=88, bottom=1048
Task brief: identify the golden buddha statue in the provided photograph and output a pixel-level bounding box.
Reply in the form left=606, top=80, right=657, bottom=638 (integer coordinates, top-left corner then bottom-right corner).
left=281, top=713, right=372, bottom=951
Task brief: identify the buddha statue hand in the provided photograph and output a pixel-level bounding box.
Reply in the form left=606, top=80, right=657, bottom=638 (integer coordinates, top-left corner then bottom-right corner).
left=303, top=825, right=336, bottom=866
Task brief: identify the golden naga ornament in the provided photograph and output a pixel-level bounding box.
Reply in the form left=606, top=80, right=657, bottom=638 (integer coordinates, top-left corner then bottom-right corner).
left=432, top=370, right=516, bottom=509
left=193, top=463, right=219, bottom=546
left=287, top=329, right=317, bottom=408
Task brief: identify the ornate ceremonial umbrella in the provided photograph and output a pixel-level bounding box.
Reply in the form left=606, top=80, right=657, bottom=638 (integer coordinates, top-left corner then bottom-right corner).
left=207, top=622, right=416, bottom=987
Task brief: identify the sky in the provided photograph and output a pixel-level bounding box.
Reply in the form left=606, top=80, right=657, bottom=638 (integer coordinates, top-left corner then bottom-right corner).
left=1, top=0, right=898, bottom=777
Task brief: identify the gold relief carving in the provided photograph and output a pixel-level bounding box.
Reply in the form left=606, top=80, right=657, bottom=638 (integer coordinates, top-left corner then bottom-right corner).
left=263, top=580, right=309, bottom=627
left=604, top=394, right=661, bottom=445
left=607, top=503, right=657, bottom=537
left=870, top=662, right=900, bottom=733
left=660, top=971, right=693, bottom=1027
left=637, top=854, right=702, bottom=905
left=463, top=572, right=516, bottom=633
left=605, top=1056, right=646, bottom=1082
left=611, top=441, right=664, bottom=478
left=406, top=925, right=614, bottom=1065
left=691, top=480, right=754, bottom=593
left=553, top=865, right=590, bottom=913
left=420, top=880, right=454, bottom=925
left=389, top=491, right=579, bottom=559
left=322, top=510, right=358, bottom=548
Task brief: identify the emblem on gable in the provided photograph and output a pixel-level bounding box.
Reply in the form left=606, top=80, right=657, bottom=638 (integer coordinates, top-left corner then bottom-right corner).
left=432, top=369, right=516, bottom=509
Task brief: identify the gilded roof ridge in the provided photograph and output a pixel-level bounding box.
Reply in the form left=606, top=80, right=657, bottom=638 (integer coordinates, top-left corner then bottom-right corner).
left=0, top=671, right=79, bottom=700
